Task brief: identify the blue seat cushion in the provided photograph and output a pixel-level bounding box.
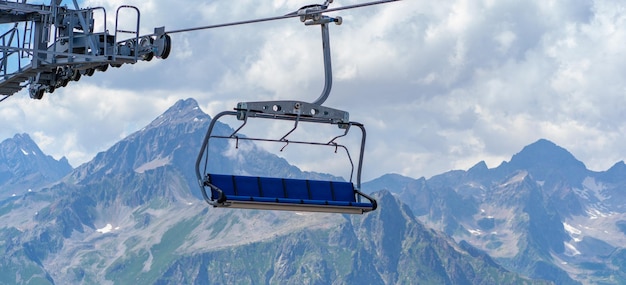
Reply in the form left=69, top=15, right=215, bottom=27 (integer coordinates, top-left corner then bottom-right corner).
left=234, top=176, right=261, bottom=197
left=209, top=174, right=235, bottom=198
left=352, top=202, right=373, bottom=208
left=208, top=175, right=369, bottom=208
left=259, top=177, right=285, bottom=198
left=228, top=195, right=255, bottom=202
left=332, top=181, right=357, bottom=203
left=283, top=178, right=309, bottom=200
left=278, top=198, right=305, bottom=204
left=309, top=180, right=333, bottom=201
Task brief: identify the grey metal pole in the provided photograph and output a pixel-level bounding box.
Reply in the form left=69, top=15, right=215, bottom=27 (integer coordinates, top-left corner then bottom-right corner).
left=312, top=22, right=332, bottom=106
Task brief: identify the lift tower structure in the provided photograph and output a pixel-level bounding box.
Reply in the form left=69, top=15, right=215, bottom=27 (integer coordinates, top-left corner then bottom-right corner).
left=0, top=0, right=171, bottom=101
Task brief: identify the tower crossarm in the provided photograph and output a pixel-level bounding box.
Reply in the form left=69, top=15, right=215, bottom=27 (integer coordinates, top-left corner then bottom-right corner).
left=0, top=1, right=54, bottom=24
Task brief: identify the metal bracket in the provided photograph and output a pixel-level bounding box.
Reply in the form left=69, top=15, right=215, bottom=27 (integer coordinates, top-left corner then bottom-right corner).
left=292, top=1, right=342, bottom=106
left=236, top=100, right=349, bottom=124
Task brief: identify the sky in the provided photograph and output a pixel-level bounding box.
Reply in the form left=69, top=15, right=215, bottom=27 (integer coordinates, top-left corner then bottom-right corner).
left=1, top=0, right=626, bottom=181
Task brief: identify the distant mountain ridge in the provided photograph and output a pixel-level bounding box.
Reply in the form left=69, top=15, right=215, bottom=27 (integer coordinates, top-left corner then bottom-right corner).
left=0, top=98, right=553, bottom=284
left=0, top=133, right=72, bottom=196
left=365, top=138, right=626, bottom=284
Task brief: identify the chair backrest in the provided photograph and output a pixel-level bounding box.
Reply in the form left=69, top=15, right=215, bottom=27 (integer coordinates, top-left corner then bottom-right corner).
left=208, top=174, right=357, bottom=203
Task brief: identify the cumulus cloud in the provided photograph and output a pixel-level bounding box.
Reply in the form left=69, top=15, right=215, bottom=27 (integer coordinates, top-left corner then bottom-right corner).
left=2, top=0, right=626, bottom=180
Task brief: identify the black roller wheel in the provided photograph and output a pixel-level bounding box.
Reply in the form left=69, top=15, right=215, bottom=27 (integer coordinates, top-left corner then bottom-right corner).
left=85, top=68, right=95, bottom=76
left=144, top=52, right=154, bottom=62
left=140, top=37, right=155, bottom=62
left=97, top=64, right=108, bottom=72
left=72, top=70, right=81, bottom=81
left=157, top=34, right=171, bottom=59
left=31, top=89, right=44, bottom=100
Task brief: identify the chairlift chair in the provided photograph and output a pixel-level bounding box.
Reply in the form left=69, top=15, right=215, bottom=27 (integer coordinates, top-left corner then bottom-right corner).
left=195, top=2, right=377, bottom=214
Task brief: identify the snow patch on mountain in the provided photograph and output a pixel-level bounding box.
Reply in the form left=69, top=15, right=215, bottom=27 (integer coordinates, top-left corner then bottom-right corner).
left=468, top=229, right=482, bottom=236
left=134, top=156, right=172, bottom=173
left=96, top=224, right=120, bottom=234
left=564, top=242, right=581, bottom=256
left=586, top=205, right=612, bottom=220
left=563, top=222, right=582, bottom=239
left=501, top=171, right=528, bottom=187
left=573, top=177, right=611, bottom=203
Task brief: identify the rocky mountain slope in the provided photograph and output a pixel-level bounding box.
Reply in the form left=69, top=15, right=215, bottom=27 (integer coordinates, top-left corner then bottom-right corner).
left=0, top=133, right=72, bottom=198
left=0, top=98, right=550, bottom=284
left=364, top=139, right=626, bottom=284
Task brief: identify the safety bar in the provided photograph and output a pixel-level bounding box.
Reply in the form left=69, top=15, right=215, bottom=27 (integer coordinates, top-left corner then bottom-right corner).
left=114, top=5, right=140, bottom=62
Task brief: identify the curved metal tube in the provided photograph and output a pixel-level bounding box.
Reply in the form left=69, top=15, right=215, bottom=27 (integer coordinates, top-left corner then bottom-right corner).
left=351, top=122, right=376, bottom=211
left=312, top=22, right=332, bottom=106
left=195, top=111, right=237, bottom=204
left=352, top=123, right=366, bottom=190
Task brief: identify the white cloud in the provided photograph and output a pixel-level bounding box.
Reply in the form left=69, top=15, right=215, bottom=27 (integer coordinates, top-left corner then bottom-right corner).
left=3, top=0, right=626, bottom=180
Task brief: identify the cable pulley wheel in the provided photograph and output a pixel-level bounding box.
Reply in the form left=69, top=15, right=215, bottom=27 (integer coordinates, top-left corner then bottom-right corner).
left=155, top=34, right=172, bottom=59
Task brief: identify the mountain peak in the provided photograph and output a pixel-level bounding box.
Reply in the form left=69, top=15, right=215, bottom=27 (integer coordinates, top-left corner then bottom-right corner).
left=510, top=139, right=583, bottom=168
left=1, top=133, right=45, bottom=160
left=169, top=98, right=201, bottom=113
left=362, top=173, right=416, bottom=194
left=71, top=98, right=213, bottom=184
left=146, top=98, right=208, bottom=130
left=504, top=139, right=587, bottom=185
left=607, top=161, right=626, bottom=172
left=598, top=161, right=626, bottom=183
left=12, top=133, right=31, bottom=142
left=467, top=160, right=489, bottom=177
left=4, top=133, right=39, bottom=153
left=0, top=133, right=72, bottom=194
